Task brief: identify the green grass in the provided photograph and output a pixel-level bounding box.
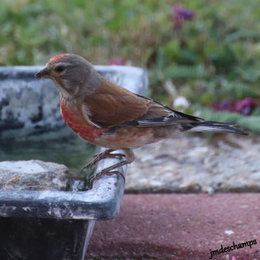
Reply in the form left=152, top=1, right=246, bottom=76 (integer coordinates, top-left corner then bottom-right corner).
left=1, top=0, right=259, bottom=132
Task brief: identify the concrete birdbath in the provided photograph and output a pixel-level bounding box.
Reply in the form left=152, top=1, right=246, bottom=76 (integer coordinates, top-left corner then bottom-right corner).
left=0, top=65, right=148, bottom=260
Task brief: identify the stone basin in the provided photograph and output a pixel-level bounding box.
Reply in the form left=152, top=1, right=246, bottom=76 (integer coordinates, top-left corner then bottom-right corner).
left=0, top=65, right=148, bottom=260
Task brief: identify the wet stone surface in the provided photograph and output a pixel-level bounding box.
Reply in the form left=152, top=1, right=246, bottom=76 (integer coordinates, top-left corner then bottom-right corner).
left=0, top=160, right=69, bottom=191
left=126, top=134, right=260, bottom=193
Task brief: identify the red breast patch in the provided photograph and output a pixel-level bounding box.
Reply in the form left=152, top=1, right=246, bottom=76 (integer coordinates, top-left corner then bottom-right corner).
left=60, top=100, right=105, bottom=143
left=50, top=54, right=69, bottom=63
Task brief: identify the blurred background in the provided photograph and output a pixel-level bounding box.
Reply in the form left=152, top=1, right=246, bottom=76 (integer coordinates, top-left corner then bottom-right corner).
left=0, top=0, right=259, bottom=132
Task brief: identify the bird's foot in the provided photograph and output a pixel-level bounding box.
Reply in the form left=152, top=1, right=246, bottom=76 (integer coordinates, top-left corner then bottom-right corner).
left=87, top=169, right=125, bottom=189
left=81, top=149, right=126, bottom=172
left=87, top=148, right=135, bottom=189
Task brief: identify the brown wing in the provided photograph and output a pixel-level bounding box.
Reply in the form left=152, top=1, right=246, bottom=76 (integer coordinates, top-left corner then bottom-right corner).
left=83, top=80, right=151, bottom=127
left=136, top=96, right=204, bottom=127
left=83, top=79, right=204, bottom=128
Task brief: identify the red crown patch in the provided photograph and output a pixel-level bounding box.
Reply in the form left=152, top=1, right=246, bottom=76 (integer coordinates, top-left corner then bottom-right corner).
left=50, top=53, right=69, bottom=63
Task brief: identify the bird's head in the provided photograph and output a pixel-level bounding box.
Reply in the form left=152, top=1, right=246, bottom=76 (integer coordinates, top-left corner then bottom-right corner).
left=35, top=53, right=102, bottom=98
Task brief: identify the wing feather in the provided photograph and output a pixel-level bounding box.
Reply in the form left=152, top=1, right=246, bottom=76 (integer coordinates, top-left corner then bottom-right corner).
left=82, top=80, right=150, bottom=127
left=82, top=79, right=204, bottom=128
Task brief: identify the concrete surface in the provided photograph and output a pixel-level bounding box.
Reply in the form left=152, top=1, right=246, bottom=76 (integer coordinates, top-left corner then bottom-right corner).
left=0, top=160, right=68, bottom=191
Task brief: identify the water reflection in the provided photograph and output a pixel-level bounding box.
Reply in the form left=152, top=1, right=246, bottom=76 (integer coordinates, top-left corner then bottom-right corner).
left=0, top=135, right=96, bottom=170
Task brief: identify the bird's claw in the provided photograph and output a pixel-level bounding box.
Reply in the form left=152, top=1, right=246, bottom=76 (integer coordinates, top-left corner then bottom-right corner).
left=87, top=170, right=125, bottom=189
left=81, top=149, right=126, bottom=172
left=85, top=148, right=134, bottom=189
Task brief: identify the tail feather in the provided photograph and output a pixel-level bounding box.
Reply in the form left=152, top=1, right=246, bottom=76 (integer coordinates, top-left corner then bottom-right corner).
left=188, top=121, right=248, bottom=135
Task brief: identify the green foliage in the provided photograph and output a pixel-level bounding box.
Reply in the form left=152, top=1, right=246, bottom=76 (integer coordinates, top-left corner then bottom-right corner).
left=0, top=0, right=259, bottom=132
left=0, top=0, right=171, bottom=65
left=149, top=0, right=260, bottom=103
left=238, top=116, right=260, bottom=133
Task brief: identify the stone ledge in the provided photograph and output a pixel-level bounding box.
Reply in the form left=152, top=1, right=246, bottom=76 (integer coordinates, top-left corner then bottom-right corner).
left=0, top=160, right=68, bottom=191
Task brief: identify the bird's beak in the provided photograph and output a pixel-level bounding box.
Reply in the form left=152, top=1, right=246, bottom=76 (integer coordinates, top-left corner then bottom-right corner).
left=35, top=66, right=50, bottom=78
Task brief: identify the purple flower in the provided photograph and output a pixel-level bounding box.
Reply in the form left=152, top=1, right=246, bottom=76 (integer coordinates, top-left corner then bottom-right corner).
left=214, top=101, right=234, bottom=111
left=171, top=5, right=195, bottom=29
left=173, top=5, right=194, bottom=20
left=214, top=98, right=257, bottom=115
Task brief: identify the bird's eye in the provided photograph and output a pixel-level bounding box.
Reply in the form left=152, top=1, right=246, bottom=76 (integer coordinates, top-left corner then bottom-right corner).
left=54, top=65, right=66, bottom=73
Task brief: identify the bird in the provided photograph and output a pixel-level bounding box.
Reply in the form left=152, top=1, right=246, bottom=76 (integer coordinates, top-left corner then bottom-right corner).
left=35, top=53, right=247, bottom=187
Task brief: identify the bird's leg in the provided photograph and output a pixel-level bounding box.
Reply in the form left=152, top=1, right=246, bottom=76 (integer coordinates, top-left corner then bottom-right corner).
left=88, top=148, right=135, bottom=188
left=81, top=148, right=126, bottom=171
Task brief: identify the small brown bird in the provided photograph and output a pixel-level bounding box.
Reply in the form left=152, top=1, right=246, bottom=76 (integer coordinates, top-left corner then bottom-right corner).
left=35, top=53, right=247, bottom=186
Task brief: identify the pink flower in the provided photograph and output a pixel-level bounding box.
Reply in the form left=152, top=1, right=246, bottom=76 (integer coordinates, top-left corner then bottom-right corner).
left=109, top=58, right=126, bottom=66
left=234, top=98, right=254, bottom=115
